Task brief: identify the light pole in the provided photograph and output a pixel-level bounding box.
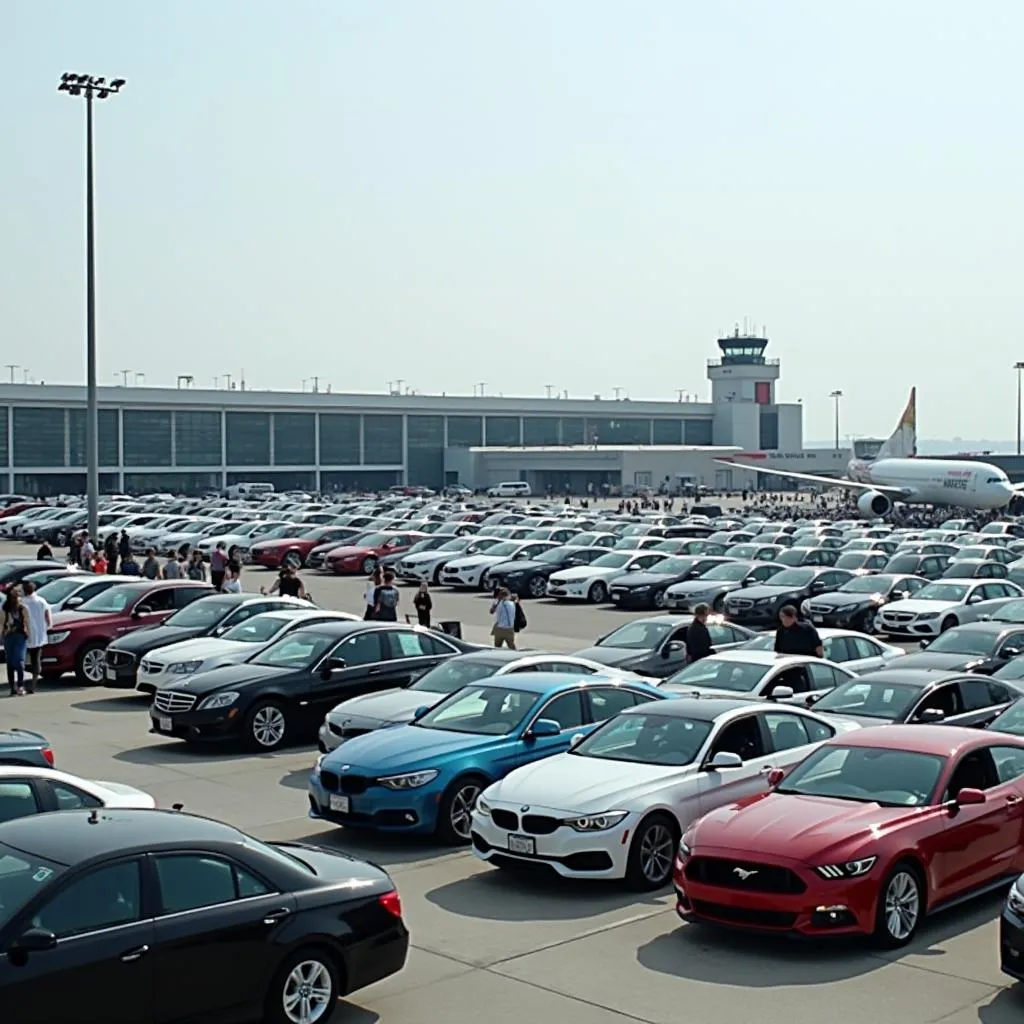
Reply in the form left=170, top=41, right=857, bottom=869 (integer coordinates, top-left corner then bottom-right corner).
left=58, top=72, right=125, bottom=541
left=829, top=390, right=843, bottom=450
left=1015, top=363, right=1024, bottom=456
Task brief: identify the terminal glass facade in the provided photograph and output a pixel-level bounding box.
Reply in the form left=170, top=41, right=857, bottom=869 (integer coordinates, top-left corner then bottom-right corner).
left=174, top=411, right=222, bottom=466
left=652, top=419, right=683, bottom=445
left=407, top=415, right=444, bottom=487
left=273, top=413, right=315, bottom=465
left=123, top=410, right=172, bottom=467
left=522, top=417, right=560, bottom=446
left=319, top=414, right=360, bottom=464
left=759, top=409, right=779, bottom=451
left=485, top=416, right=521, bottom=447
left=68, top=409, right=120, bottom=467
left=560, top=417, right=585, bottom=444
left=0, top=408, right=7, bottom=468
left=12, top=408, right=65, bottom=467
left=363, top=415, right=402, bottom=464
left=446, top=416, right=482, bottom=448
left=226, top=412, right=270, bottom=466
left=684, top=419, right=714, bottom=446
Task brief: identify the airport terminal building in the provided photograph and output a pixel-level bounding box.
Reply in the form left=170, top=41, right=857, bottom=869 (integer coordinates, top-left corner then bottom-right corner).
left=0, top=333, right=850, bottom=495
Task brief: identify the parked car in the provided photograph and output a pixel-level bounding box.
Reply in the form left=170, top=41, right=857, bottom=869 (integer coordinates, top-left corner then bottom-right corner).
left=32, top=573, right=138, bottom=613
left=192, top=519, right=295, bottom=559
left=472, top=698, right=859, bottom=888
left=441, top=540, right=561, bottom=590
left=771, top=547, right=840, bottom=567
left=607, top=556, right=737, bottom=611
left=799, top=573, right=927, bottom=632
left=875, top=579, right=1024, bottom=637
left=248, top=525, right=364, bottom=570
left=740, top=628, right=905, bottom=674
left=896, top=622, right=1024, bottom=675
left=831, top=551, right=890, bottom=575
left=487, top=545, right=611, bottom=599
left=665, top=560, right=787, bottom=614
left=0, top=765, right=154, bottom=823
left=546, top=550, right=669, bottom=604
left=394, top=536, right=504, bottom=584
left=880, top=552, right=950, bottom=579
left=941, top=559, right=1009, bottom=580
left=0, top=808, right=409, bottom=1023
left=323, top=531, right=428, bottom=576
left=723, top=567, right=855, bottom=628
left=42, top=581, right=214, bottom=684
left=150, top=621, right=477, bottom=751
left=0, top=560, right=66, bottom=594
left=0, top=729, right=54, bottom=768
left=309, top=673, right=666, bottom=842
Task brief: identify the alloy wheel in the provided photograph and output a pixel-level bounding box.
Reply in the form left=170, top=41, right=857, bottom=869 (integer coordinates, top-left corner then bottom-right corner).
left=528, top=576, right=547, bottom=598
left=252, top=706, right=287, bottom=748
left=449, top=783, right=481, bottom=839
left=281, top=959, right=333, bottom=1024
left=82, top=648, right=106, bottom=683
left=639, top=822, right=675, bottom=885
left=653, top=589, right=666, bottom=609
left=883, top=870, right=920, bottom=941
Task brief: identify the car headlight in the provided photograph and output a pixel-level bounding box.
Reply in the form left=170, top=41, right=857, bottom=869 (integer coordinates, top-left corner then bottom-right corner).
left=313, top=754, right=325, bottom=777
left=916, top=612, right=939, bottom=620
left=197, top=691, right=240, bottom=710
left=378, top=769, right=439, bottom=790
left=1008, top=878, right=1024, bottom=915
left=562, top=811, right=628, bottom=832
left=630, top=585, right=651, bottom=593
left=170, top=660, right=203, bottom=675
left=46, top=631, right=70, bottom=644
left=815, top=856, right=877, bottom=879
left=475, top=796, right=492, bottom=817
left=679, top=834, right=694, bottom=859
left=754, top=597, right=775, bottom=606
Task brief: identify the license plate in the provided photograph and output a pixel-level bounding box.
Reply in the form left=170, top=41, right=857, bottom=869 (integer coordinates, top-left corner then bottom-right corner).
left=812, top=616, right=823, bottom=624
left=611, top=593, right=620, bottom=601
left=106, top=667, right=116, bottom=680
left=329, top=794, right=350, bottom=813
left=508, top=834, right=535, bottom=856
left=158, top=716, right=172, bottom=732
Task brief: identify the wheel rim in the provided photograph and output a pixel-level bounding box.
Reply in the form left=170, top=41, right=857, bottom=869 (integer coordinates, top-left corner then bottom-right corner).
left=639, top=823, right=674, bottom=884
left=82, top=648, right=105, bottom=683
left=653, top=590, right=666, bottom=609
left=590, top=582, right=605, bottom=602
left=528, top=576, right=546, bottom=598
left=362, top=558, right=375, bottom=574
left=282, top=959, right=333, bottom=1024
left=884, top=871, right=920, bottom=940
left=450, top=783, right=481, bottom=838
left=252, top=706, right=286, bottom=747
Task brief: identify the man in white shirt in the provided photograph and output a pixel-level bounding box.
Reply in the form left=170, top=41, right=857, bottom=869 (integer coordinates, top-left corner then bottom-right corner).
left=489, top=587, right=517, bottom=649
left=20, top=581, right=52, bottom=694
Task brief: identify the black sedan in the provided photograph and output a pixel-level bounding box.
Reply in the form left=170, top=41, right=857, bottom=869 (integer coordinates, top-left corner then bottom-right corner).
left=150, top=621, right=476, bottom=751
left=0, top=559, right=65, bottom=593
left=881, top=552, right=950, bottom=579
left=772, top=547, right=840, bottom=568
left=487, top=545, right=610, bottom=598
left=0, top=729, right=54, bottom=768
left=940, top=558, right=1009, bottom=580
left=810, top=668, right=1023, bottom=728
left=723, top=566, right=855, bottom=627
left=104, top=593, right=313, bottom=691
left=897, top=622, right=1024, bottom=675
left=801, top=573, right=927, bottom=632
left=606, top=555, right=736, bottom=610
left=0, top=808, right=409, bottom=1024
left=572, top=614, right=757, bottom=678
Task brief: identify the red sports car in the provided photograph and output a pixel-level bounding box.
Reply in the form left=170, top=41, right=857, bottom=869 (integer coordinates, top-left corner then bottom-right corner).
left=248, top=525, right=363, bottom=570
left=323, top=531, right=426, bottom=575
left=674, top=725, right=1024, bottom=947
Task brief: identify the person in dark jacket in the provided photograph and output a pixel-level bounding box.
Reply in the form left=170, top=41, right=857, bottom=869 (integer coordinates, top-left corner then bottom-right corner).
left=774, top=605, right=824, bottom=657
left=104, top=532, right=119, bottom=574
left=118, top=530, right=131, bottom=567
left=684, top=603, right=714, bottom=663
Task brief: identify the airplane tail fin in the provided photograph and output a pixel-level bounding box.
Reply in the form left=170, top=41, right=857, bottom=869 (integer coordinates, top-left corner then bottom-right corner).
left=875, top=388, right=917, bottom=460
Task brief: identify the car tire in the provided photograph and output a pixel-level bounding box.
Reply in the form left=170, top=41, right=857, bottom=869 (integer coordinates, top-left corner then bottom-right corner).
left=56, top=531, right=68, bottom=547
left=857, top=610, right=875, bottom=634
left=625, top=813, right=679, bottom=891
left=436, top=774, right=487, bottom=845
left=588, top=581, right=607, bottom=604
left=244, top=700, right=289, bottom=752
left=432, top=565, right=444, bottom=584
left=264, top=946, right=341, bottom=1024
left=873, top=861, right=924, bottom=948
left=652, top=589, right=667, bottom=610
left=283, top=550, right=303, bottom=571
left=940, top=615, right=958, bottom=632
left=712, top=594, right=725, bottom=612
left=527, top=575, right=547, bottom=599
left=75, top=642, right=107, bottom=685
left=361, top=556, right=378, bottom=575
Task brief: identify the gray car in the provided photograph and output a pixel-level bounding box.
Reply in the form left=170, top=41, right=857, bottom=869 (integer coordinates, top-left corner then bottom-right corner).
left=664, top=560, right=785, bottom=613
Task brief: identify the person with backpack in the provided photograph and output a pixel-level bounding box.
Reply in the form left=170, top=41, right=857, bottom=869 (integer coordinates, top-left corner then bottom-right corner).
left=490, top=587, right=517, bottom=649
left=374, top=571, right=400, bottom=622
left=512, top=594, right=527, bottom=637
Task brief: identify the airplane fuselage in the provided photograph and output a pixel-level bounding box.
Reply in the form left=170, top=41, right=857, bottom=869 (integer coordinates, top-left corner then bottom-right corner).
left=848, top=458, right=1014, bottom=510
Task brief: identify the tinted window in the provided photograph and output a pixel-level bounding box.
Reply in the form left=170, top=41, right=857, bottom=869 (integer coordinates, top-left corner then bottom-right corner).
left=850, top=637, right=882, bottom=659
left=598, top=620, right=671, bottom=650
left=663, top=658, right=771, bottom=693
left=253, top=631, right=340, bottom=669
left=992, top=745, right=1024, bottom=785
left=823, top=636, right=853, bottom=663
left=535, top=692, right=585, bottom=730
left=587, top=687, right=643, bottom=721
left=807, top=663, right=845, bottom=691
left=708, top=716, right=765, bottom=760
left=154, top=854, right=270, bottom=913
left=572, top=711, right=711, bottom=766
left=222, top=616, right=291, bottom=644
left=926, top=629, right=1000, bottom=657
left=813, top=680, right=922, bottom=721
left=50, top=781, right=102, bottom=812
left=34, top=861, right=141, bottom=937
left=957, top=679, right=1002, bottom=712
left=384, top=630, right=444, bottom=659
left=409, top=658, right=506, bottom=694
left=763, top=712, right=811, bottom=751
left=0, top=781, right=39, bottom=823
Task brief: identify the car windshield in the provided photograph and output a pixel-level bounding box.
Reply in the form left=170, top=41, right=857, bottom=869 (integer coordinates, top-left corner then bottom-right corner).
left=591, top=552, right=633, bottom=569
left=34, top=577, right=89, bottom=604
left=598, top=620, right=672, bottom=650
left=840, top=575, right=896, bottom=594
left=834, top=553, right=872, bottom=569
left=415, top=683, right=539, bottom=735
left=811, top=680, right=922, bottom=721
left=221, top=616, right=290, bottom=644
left=991, top=700, right=1024, bottom=735
left=76, top=584, right=144, bottom=614
left=535, top=546, right=574, bottom=564
left=482, top=542, right=520, bottom=557
left=251, top=630, right=338, bottom=669
left=163, top=598, right=231, bottom=628
left=926, top=630, right=1002, bottom=656
left=993, top=599, right=1024, bottom=624
left=346, top=532, right=389, bottom=547
left=958, top=547, right=991, bottom=559
left=437, top=538, right=471, bottom=552
left=0, top=846, right=65, bottom=930
left=763, top=568, right=815, bottom=588
left=915, top=583, right=969, bottom=602
left=701, top=563, right=750, bottom=582
left=409, top=659, right=509, bottom=694
left=725, top=545, right=757, bottom=558
left=662, top=658, right=772, bottom=693
left=775, top=745, right=944, bottom=806
left=650, top=557, right=698, bottom=574
left=572, top=712, right=711, bottom=766
left=775, top=549, right=811, bottom=565
left=404, top=538, right=440, bottom=555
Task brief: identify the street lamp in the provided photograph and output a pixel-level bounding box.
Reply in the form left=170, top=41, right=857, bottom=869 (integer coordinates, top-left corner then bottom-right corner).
left=829, top=390, right=843, bottom=451
left=58, top=72, right=126, bottom=541
left=1015, top=363, right=1024, bottom=456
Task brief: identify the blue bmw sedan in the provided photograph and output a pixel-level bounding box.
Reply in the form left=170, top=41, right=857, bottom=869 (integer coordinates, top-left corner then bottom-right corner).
left=308, top=672, right=666, bottom=843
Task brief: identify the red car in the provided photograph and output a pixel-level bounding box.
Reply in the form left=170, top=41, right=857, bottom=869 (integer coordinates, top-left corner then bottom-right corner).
left=674, top=725, right=1024, bottom=947
left=42, top=580, right=213, bottom=685
left=323, top=531, right=426, bottom=575
left=248, top=525, right=362, bottom=570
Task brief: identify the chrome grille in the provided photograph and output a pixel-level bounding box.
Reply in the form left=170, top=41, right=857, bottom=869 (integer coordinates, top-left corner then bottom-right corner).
left=106, top=649, right=135, bottom=668
left=806, top=603, right=832, bottom=615
left=153, top=691, right=197, bottom=713
left=729, top=598, right=754, bottom=610
left=327, top=723, right=371, bottom=741
left=141, top=661, right=165, bottom=675
left=884, top=611, right=914, bottom=622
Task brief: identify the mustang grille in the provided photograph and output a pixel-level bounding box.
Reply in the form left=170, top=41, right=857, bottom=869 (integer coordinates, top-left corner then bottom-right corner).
left=684, top=857, right=806, bottom=894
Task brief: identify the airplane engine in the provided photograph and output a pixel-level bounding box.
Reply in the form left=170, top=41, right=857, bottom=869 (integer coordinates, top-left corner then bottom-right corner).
left=857, top=490, right=892, bottom=518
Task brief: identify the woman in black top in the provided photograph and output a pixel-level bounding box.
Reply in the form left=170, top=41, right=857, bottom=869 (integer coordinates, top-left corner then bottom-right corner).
left=413, top=583, right=432, bottom=627
left=268, top=567, right=306, bottom=600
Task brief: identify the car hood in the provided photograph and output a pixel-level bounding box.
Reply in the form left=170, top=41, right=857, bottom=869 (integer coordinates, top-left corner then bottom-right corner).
left=445, top=554, right=504, bottom=569
left=666, top=579, right=738, bottom=595
left=691, top=791, right=928, bottom=859
left=571, top=645, right=648, bottom=668
left=326, top=546, right=375, bottom=559
left=321, top=723, right=507, bottom=773
left=487, top=751, right=691, bottom=812
left=157, top=662, right=288, bottom=695
left=403, top=550, right=456, bottom=565
left=145, top=636, right=253, bottom=664
left=326, top=688, right=437, bottom=726
left=51, top=609, right=132, bottom=629
left=892, top=652, right=983, bottom=671
left=881, top=599, right=958, bottom=614
left=488, top=559, right=552, bottom=575
left=108, top=624, right=207, bottom=654
left=159, top=531, right=206, bottom=544
left=610, top=570, right=679, bottom=588
left=252, top=540, right=295, bottom=551
left=805, top=591, right=877, bottom=609
left=555, top=565, right=623, bottom=581
left=726, top=584, right=805, bottom=602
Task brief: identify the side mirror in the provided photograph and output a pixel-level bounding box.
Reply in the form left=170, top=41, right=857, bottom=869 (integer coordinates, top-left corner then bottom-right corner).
left=318, top=657, right=346, bottom=681
left=955, top=787, right=986, bottom=807
left=741, top=577, right=753, bottom=587
left=661, top=641, right=684, bottom=660
left=15, top=927, right=57, bottom=953
left=919, top=638, right=931, bottom=649
left=413, top=705, right=431, bottom=720
left=804, top=693, right=820, bottom=707
left=527, top=719, right=561, bottom=739
left=568, top=732, right=585, bottom=749
left=767, top=768, right=786, bottom=787
left=707, top=751, right=743, bottom=770
left=767, top=685, right=794, bottom=700
left=1004, top=648, right=1023, bottom=659
left=810, top=582, right=826, bottom=593
left=64, top=595, right=83, bottom=608
left=919, top=707, right=945, bottom=721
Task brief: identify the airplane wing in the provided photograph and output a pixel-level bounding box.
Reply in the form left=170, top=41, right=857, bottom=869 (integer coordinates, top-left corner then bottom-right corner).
left=713, top=460, right=914, bottom=497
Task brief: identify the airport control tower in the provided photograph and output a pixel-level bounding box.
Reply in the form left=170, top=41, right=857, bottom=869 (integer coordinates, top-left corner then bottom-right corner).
left=706, top=328, right=780, bottom=406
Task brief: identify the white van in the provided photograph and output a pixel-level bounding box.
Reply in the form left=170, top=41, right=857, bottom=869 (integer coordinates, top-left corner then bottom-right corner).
left=224, top=482, right=276, bottom=499
left=486, top=481, right=531, bottom=498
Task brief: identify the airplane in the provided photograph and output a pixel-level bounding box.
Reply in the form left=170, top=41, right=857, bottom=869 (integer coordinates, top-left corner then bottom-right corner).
left=715, top=388, right=1018, bottom=517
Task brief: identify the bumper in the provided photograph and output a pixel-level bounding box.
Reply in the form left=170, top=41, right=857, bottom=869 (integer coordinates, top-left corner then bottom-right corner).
left=328, top=559, right=366, bottom=575
left=103, top=661, right=139, bottom=690
left=545, top=581, right=591, bottom=600
left=149, top=705, right=242, bottom=742
left=1001, top=902, right=1024, bottom=981
left=252, top=552, right=284, bottom=569
left=397, top=562, right=437, bottom=583
left=307, top=775, right=440, bottom=834
left=804, top=608, right=867, bottom=628
left=440, top=570, right=484, bottom=588
left=876, top=617, right=942, bottom=637
left=723, top=605, right=780, bottom=627
left=342, top=921, right=410, bottom=996
left=665, top=593, right=715, bottom=613
left=470, top=808, right=628, bottom=879
left=609, top=589, right=655, bottom=609
left=39, top=647, right=74, bottom=677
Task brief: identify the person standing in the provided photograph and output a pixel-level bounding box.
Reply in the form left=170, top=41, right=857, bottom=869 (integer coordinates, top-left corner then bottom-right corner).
left=118, top=530, right=131, bottom=571
left=265, top=566, right=306, bottom=599
left=2, top=589, right=29, bottom=696
left=490, top=587, right=517, bottom=649
left=92, top=550, right=108, bottom=574
left=363, top=567, right=382, bottom=619
left=121, top=552, right=141, bottom=576
left=512, top=593, right=527, bottom=637
left=36, top=541, right=53, bottom=561
left=774, top=605, right=824, bottom=657
left=186, top=550, right=207, bottom=581
left=20, top=581, right=51, bottom=695
left=413, top=582, right=432, bottom=627
left=104, top=532, right=119, bottom=574
left=210, top=542, right=228, bottom=591
left=221, top=568, right=243, bottom=594
left=162, top=553, right=182, bottom=579
left=80, top=534, right=95, bottom=568
left=373, top=571, right=400, bottom=622
left=684, top=603, right=714, bottom=663
left=142, top=549, right=161, bottom=580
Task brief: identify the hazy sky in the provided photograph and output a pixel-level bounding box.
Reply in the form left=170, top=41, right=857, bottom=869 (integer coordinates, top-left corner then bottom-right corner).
left=4, top=1, right=1021, bottom=440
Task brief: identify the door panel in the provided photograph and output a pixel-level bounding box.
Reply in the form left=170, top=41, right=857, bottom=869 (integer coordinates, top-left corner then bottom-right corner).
left=696, top=715, right=775, bottom=814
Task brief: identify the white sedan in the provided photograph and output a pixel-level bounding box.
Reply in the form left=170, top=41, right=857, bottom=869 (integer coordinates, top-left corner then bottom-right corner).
left=0, top=765, right=155, bottom=824
left=738, top=628, right=905, bottom=674
left=546, top=550, right=668, bottom=603
left=875, top=578, right=1024, bottom=637
left=137, top=609, right=359, bottom=690
left=471, top=698, right=859, bottom=888
left=396, top=536, right=504, bottom=584
left=195, top=521, right=293, bottom=559
left=440, top=540, right=559, bottom=589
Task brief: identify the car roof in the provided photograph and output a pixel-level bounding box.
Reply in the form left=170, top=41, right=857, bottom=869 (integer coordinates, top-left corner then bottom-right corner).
left=699, top=650, right=817, bottom=666
left=443, top=649, right=524, bottom=666
left=838, top=668, right=977, bottom=689
left=831, top=723, right=1024, bottom=758
left=0, top=808, right=248, bottom=867
left=477, top=671, right=647, bottom=695
left=288, top=620, right=433, bottom=638
left=938, top=620, right=1024, bottom=635
left=0, top=728, right=47, bottom=747
left=622, top=696, right=757, bottom=720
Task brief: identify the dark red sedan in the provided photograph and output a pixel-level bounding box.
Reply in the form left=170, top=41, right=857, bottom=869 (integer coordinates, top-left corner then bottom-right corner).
left=323, top=531, right=426, bottom=575
left=674, top=725, right=1024, bottom=946
left=248, top=525, right=363, bottom=570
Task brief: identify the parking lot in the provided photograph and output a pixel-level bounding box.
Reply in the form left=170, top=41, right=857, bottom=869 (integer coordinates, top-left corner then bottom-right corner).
left=3, top=539, right=1022, bottom=1024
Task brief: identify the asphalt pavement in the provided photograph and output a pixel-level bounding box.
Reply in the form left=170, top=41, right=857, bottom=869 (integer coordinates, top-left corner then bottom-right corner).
left=0, top=540, right=1019, bottom=1024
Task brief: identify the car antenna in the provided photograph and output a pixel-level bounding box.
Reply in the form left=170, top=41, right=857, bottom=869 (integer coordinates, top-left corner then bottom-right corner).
left=172, top=803, right=184, bottom=812
left=87, top=809, right=100, bottom=824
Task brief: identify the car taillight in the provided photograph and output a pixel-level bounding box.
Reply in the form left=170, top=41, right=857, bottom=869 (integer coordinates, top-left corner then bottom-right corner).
left=378, top=890, right=402, bottom=919
left=42, top=747, right=54, bottom=766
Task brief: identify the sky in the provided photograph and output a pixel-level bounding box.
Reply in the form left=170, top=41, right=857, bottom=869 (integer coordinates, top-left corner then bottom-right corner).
left=3, top=0, right=1022, bottom=442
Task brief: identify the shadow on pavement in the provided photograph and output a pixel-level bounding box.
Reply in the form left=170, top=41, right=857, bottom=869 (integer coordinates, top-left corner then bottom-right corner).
left=290, top=826, right=449, bottom=867
left=72, top=696, right=150, bottom=714
left=426, top=865, right=665, bottom=922
left=333, top=1004, right=380, bottom=1024
left=113, top=741, right=310, bottom=767
left=979, top=987, right=1024, bottom=1024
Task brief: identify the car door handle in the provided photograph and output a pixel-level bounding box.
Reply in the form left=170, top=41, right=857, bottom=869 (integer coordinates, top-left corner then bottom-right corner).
left=759, top=765, right=776, bottom=774
left=367, top=667, right=387, bottom=676
left=120, top=945, right=149, bottom=962
left=1007, top=795, right=1023, bottom=805
left=263, top=908, right=291, bottom=925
